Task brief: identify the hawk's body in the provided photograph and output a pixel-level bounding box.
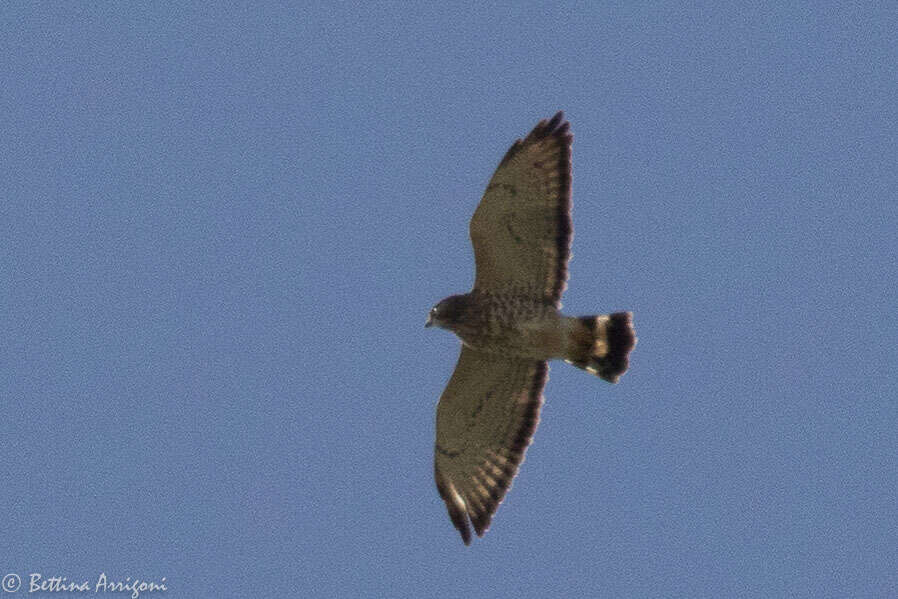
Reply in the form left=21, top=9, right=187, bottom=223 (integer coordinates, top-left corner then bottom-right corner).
left=436, top=291, right=566, bottom=358
left=427, top=112, right=636, bottom=545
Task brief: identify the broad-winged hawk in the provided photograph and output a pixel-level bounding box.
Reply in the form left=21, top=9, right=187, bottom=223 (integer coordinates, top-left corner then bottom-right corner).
left=426, top=112, right=636, bottom=545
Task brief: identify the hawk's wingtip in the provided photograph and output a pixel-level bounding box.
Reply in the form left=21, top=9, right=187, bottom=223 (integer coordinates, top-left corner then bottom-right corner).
left=536, top=111, right=570, bottom=138
left=548, top=110, right=564, bottom=128
left=436, top=469, right=474, bottom=545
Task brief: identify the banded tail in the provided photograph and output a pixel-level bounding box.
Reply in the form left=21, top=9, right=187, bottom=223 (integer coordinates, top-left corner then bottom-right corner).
left=566, top=312, right=636, bottom=383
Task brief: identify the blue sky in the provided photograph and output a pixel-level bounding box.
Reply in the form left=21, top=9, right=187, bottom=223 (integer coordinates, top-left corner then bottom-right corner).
left=3, top=4, right=897, bottom=597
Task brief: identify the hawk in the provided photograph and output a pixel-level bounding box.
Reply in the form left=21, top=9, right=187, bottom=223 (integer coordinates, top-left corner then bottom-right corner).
left=426, top=112, right=636, bottom=545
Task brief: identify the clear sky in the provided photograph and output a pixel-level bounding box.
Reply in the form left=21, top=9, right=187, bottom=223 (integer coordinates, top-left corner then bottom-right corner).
left=3, top=4, right=897, bottom=598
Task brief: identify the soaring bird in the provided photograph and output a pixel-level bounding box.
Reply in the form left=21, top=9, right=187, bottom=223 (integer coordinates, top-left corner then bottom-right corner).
left=427, top=112, right=636, bottom=545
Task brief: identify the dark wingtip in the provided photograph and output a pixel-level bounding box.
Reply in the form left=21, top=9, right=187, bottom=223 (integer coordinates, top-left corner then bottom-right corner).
left=472, top=511, right=493, bottom=538
left=436, top=470, right=473, bottom=545
left=529, top=110, right=570, bottom=141
left=599, top=312, right=636, bottom=383
left=498, top=111, right=572, bottom=169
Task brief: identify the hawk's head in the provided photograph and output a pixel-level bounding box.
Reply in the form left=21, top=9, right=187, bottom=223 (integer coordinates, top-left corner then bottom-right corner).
left=425, top=294, right=471, bottom=330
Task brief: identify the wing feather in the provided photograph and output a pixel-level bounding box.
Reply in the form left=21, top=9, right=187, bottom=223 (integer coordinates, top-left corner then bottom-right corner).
left=470, top=112, right=573, bottom=307
left=434, top=347, right=548, bottom=544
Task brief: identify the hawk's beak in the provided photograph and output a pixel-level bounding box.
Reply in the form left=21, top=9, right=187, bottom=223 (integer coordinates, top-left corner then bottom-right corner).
left=425, top=314, right=434, bottom=328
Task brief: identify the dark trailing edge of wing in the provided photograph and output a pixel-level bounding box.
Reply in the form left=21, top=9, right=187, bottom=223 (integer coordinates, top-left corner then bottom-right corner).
left=508, top=361, right=547, bottom=458
left=497, top=111, right=573, bottom=306
left=470, top=360, right=546, bottom=540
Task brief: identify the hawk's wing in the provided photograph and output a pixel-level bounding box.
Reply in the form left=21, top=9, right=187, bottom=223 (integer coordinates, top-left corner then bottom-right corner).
left=434, top=346, right=547, bottom=544
left=470, top=111, right=573, bottom=307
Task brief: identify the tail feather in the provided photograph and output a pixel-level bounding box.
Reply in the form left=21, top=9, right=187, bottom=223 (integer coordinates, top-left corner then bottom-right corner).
left=566, top=312, right=636, bottom=383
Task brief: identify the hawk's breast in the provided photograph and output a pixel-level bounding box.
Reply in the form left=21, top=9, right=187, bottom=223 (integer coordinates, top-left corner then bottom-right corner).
left=453, top=292, right=564, bottom=359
